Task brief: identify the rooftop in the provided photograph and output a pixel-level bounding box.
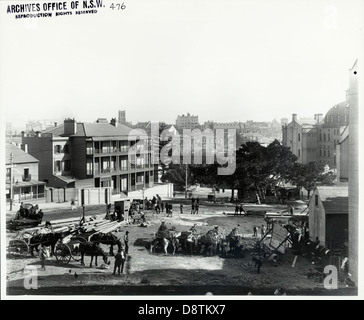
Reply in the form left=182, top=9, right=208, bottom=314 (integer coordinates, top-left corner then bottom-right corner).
left=6, top=144, right=39, bottom=164
left=41, top=122, right=145, bottom=138
left=316, top=185, right=348, bottom=215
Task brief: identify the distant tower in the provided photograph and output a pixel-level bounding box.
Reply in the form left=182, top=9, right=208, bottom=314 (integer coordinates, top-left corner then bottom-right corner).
left=118, top=110, right=126, bottom=125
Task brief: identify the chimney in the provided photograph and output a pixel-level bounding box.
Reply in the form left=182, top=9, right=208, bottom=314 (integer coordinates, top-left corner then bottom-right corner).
left=54, top=122, right=58, bottom=127
left=64, top=118, right=77, bottom=136
left=110, top=118, right=118, bottom=127
left=292, top=114, right=297, bottom=122
left=35, top=131, right=41, bottom=137
left=314, top=114, right=323, bottom=124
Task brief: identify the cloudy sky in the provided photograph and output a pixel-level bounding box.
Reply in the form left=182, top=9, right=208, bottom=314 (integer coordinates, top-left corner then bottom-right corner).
left=0, top=0, right=363, bottom=128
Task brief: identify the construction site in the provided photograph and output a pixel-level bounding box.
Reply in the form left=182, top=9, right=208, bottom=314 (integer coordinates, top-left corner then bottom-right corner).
left=5, top=199, right=356, bottom=296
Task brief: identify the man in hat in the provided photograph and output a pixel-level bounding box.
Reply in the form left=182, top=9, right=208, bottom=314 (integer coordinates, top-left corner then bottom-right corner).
left=113, top=247, right=126, bottom=275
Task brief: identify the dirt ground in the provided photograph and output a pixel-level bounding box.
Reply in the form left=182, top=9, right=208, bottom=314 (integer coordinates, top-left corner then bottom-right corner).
left=5, top=202, right=356, bottom=297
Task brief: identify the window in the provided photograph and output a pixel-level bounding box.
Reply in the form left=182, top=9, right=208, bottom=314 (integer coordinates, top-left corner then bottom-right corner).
left=54, top=145, right=62, bottom=154
left=315, top=195, right=319, bottom=206
left=323, top=133, right=326, bottom=141
left=86, top=162, right=93, bottom=175
left=324, top=150, right=326, bottom=157
left=298, top=149, right=301, bottom=157
left=320, top=133, right=322, bottom=141
left=328, top=150, right=330, bottom=157
left=120, top=159, right=128, bottom=170
left=121, top=177, right=127, bottom=191
left=298, top=133, right=301, bottom=142
left=320, top=150, right=322, bottom=156
left=24, top=168, right=29, bottom=178
left=328, top=134, right=330, bottom=142
left=55, top=161, right=61, bottom=172
left=337, top=115, right=340, bottom=122
left=136, top=172, right=144, bottom=183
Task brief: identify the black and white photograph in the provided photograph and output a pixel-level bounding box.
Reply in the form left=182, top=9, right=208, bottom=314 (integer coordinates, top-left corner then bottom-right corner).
left=1, top=0, right=363, bottom=301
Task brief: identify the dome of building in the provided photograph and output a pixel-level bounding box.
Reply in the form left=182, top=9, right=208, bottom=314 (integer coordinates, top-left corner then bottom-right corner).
left=323, top=101, right=349, bottom=127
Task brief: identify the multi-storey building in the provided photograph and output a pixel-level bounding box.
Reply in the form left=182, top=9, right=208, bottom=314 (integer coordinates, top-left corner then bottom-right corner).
left=317, top=102, right=349, bottom=168
left=282, top=102, right=349, bottom=170
left=5, top=144, right=46, bottom=204
left=21, top=118, right=154, bottom=195
left=176, top=113, right=200, bottom=129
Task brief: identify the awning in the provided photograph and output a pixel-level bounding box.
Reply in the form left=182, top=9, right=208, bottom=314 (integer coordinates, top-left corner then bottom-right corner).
left=91, top=136, right=131, bottom=141
left=56, top=176, right=76, bottom=183
left=7, top=180, right=46, bottom=188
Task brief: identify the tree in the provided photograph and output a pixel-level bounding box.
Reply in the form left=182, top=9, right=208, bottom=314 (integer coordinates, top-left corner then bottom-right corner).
left=189, top=140, right=298, bottom=202
left=289, top=162, right=335, bottom=199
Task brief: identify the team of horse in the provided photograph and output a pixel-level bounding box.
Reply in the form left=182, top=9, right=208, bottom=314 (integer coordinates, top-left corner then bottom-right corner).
left=149, top=223, right=251, bottom=257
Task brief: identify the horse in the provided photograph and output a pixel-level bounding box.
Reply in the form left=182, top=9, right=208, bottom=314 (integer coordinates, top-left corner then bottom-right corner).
left=198, top=228, right=224, bottom=256
left=150, top=222, right=181, bottom=255
left=177, top=231, right=200, bottom=255
left=150, top=230, right=181, bottom=255
left=79, top=242, right=109, bottom=267
left=72, top=232, right=122, bottom=256
left=89, top=232, right=122, bottom=256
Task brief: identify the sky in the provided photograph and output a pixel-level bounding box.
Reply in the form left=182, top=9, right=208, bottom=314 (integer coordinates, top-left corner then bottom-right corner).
left=0, top=0, right=363, bottom=129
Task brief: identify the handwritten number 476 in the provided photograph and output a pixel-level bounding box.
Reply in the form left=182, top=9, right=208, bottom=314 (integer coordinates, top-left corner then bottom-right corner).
left=110, top=2, right=126, bottom=10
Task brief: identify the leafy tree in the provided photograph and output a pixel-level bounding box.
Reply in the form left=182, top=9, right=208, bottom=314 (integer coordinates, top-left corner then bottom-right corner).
left=289, top=162, right=336, bottom=199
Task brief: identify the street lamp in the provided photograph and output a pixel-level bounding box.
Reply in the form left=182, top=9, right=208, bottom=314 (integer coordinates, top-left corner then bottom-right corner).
left=142, top=187, right=146, bottom=210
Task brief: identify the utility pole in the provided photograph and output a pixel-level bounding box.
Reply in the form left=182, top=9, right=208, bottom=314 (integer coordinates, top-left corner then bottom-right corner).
left=9, top=152, right=14, bottom=211
left=185, top=164, right=188, bottom=199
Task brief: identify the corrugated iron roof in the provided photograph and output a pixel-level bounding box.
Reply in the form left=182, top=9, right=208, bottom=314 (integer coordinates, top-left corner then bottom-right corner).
left=6, top=144, right=39, bottom=164
left=317, top=186, right=348, bottom=215
left=41, top=122, right=145, bottom=138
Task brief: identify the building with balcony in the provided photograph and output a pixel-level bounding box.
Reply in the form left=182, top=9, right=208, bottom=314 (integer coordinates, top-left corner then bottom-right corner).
left=21, top=118, right=154, bottom=195
left=5, top=144, right=46, bottom=204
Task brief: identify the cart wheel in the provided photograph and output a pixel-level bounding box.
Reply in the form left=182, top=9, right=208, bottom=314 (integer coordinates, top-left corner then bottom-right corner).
left=8, top=240, right=29, bottom=257
left=55, top=243, right=72, bottom=264
left=71, top=245, right=82, bottom=262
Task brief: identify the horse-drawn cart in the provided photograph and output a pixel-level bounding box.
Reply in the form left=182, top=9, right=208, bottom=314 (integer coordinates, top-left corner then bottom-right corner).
left=7, top=239, right=30, bottom=256
left=54, top=241, right=82, bottom=264
left=6, top=203, right=44, bottom=231
left=54, top=220, right=123, bottom=265
left=7, top=226, right=74, bottom=258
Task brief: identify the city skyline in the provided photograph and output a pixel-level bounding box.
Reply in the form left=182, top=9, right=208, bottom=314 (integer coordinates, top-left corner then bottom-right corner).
left=1, top=0, right=362, bottom=129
